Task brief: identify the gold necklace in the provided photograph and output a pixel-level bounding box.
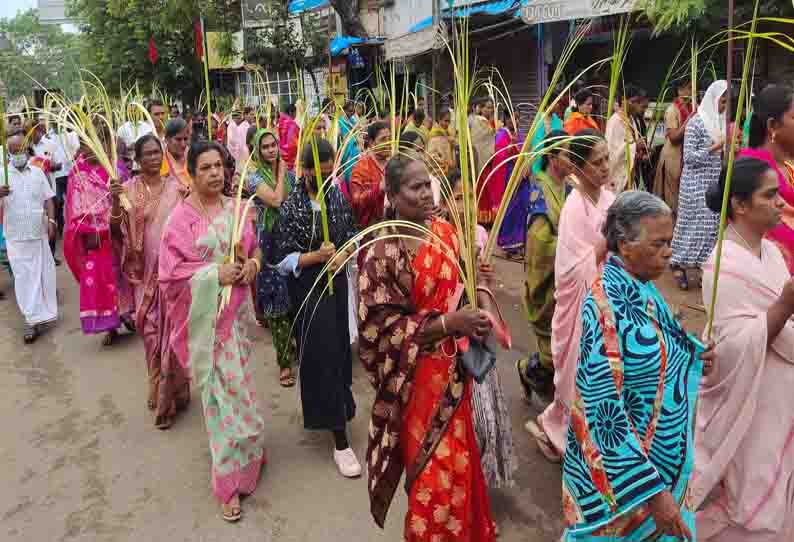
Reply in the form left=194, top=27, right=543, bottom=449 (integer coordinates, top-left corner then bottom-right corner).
left=729, top=224, right=761, bottom=259
left=143, top=175, right=164, bottom=200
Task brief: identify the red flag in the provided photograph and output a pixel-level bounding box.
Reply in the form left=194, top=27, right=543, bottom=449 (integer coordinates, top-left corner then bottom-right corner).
left=195, top=18, right=204, bottom=61
left=148, top=37, right=158, bottom=64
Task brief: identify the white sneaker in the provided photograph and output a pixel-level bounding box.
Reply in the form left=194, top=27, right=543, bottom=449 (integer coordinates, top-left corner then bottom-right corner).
left=333, top=447, right=362, bottom=478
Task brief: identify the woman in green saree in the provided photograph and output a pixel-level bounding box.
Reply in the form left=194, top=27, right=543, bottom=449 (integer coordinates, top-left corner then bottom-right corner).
left=517, top=130, right=573, bottom=404
left=247, top=129, right=297, bottom=387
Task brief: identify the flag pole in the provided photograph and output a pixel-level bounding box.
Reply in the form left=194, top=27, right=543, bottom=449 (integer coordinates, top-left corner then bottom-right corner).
left=201, top=15, right=213, bottom=141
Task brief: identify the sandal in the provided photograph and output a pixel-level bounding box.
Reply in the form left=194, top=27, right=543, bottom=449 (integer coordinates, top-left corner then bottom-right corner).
left=526, top=418, right=562, bottom=463
left=103, top=330, right=117, bottom=347
left=279, top=368, right=296, bottom=388
left=121, top=316, right=136, bottom=334
left=23, top=324, right=38, bottom=344
left=671, top=265, right=689, bottom=291
left=222, top=498, right=242, bottom=523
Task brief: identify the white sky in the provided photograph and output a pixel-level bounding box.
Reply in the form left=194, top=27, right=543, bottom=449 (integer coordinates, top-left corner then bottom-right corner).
left=0, top=0, right=35, bottom=21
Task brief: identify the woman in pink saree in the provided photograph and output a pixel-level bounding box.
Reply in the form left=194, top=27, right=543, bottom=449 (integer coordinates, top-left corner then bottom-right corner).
left=739, top=85, right=794, bottom=273
left=526, top=129, right=614, bottom=462
left=695, top=156, right=794, bottom=541
left=114, top=134, right=189, bottom=429
left=64, top=136, right=134, bottom=345
left=159, top=141, right=266, bottom=522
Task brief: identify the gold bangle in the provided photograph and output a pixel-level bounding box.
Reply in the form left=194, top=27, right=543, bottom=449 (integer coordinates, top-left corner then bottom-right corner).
left=249, top=258, right=261, bottom=273
left=440, top=314, right=447, bottom=335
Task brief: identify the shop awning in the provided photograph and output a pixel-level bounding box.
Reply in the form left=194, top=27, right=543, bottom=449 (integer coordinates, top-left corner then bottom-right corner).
left=287, top=0, right=330, bottom=14
left=385, top=23, right=447, bottom=61
left=407, top=0, right=523, bottom=34
left=388, top=0, right=523, bottom=60
left=330, top=35, right=385, bottom=56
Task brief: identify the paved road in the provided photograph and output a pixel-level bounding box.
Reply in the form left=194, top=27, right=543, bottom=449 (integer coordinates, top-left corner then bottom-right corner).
left=0, top=255, right=705, bottom=542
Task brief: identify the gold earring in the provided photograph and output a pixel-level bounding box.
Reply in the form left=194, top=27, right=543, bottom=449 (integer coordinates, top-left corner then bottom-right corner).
left=771, top=131, right=777, bottom=143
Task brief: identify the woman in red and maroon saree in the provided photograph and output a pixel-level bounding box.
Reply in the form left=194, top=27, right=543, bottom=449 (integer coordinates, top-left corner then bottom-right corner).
left=358, top=155, right=496, bottom=541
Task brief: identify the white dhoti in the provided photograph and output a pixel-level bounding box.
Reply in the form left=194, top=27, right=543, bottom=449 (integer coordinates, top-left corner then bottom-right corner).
left=7, top=238, right=58, bottom=326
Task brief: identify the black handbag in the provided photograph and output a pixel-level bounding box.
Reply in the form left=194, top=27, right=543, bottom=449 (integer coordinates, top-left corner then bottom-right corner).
left=460, top=332, right=497, bottom=384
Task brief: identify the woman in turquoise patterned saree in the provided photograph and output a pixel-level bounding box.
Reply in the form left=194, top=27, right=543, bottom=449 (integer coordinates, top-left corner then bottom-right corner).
left=561, top=191, right=715, bottom=541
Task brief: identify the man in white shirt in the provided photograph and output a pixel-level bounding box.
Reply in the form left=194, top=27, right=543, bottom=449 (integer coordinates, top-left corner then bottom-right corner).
left=48, top=124, right=79, bottom=239
left=226, top=109, right=250, bottom=166
left=0, top=132, right=58, bottom=343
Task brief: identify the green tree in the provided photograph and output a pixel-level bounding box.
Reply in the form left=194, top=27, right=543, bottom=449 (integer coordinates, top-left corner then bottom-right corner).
left=244, top=1, right=325, bottom=73
left=0, top=9, right=83, bottom=100
left=641, top=0, right=794, bottom=33
left=67, top=0, right=242, bottom=104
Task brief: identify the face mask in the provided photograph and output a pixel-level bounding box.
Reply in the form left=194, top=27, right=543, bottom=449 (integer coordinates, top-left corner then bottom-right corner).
left=10, top=153, right=28, bottom=170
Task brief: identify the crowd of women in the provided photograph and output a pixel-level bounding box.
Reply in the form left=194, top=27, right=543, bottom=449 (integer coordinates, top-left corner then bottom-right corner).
left=4, top=77, right=794, bottom=541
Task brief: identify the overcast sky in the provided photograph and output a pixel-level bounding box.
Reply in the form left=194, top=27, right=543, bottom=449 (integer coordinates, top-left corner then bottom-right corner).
left=1, top=0, right=35, bottom=21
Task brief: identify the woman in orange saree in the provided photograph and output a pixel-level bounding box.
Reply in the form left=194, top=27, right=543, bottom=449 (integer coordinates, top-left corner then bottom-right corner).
left=359, top=155, right=496, bottom=541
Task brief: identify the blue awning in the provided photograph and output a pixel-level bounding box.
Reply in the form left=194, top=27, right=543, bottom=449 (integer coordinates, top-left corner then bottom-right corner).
left=330, top=35, right=384, bottom=56
left=408, top=0, right=522, bottom=33
left=288, top=0, right=329, bottom=14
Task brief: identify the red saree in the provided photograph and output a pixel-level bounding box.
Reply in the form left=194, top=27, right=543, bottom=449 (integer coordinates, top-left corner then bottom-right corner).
left=359, top=219, right=495, bottom=541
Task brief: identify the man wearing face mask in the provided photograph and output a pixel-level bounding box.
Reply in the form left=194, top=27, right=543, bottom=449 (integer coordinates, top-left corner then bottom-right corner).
left=0, top=131, right=58, bottom=343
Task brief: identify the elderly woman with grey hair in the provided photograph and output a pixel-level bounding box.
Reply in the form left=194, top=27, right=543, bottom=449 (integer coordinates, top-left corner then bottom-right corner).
left=560, top=191, right=715, bottom=542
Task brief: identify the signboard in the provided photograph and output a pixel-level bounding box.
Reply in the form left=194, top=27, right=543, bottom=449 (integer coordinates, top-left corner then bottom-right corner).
left=520, top=0, right=636, bottom=24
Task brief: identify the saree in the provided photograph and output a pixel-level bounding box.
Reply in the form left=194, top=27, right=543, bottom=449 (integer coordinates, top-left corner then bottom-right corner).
left=64, top=156, right=133, bottom=334
left=695, top=240, right=794, bottom=541
left=247, top=129, right=296, bottom=371
left=605, top=112, right=639, bottom=192
left=338, top=115, right=360, bottom=185
left=562, top=256, right=704, bottom=541
left=273, top=182, right=358, bottom=431
left=471, top=116, right=498, bottom=225
left=159, top=197, right=266, bottom=504
left=121, top=175, right=188, bottom=428
left=349, top=154, right=386, bottom=229
left=539, top=188, right=615, bottom=455
left=652, top=99, right=691, bottom=214
left=493, top=127, right=524, bottom=252
left=530, top=114, right=564, bottom=176
left=524, top=172, right=571, bottom=372
left=358, top=219, right=495, bottom=541
left=160, top=151, right=192, bottom=191
left=739, top=148, right=794, bottom=274
left=278, top=113, right=300, bottom=172
left=564, top=113, right=600, bottom=136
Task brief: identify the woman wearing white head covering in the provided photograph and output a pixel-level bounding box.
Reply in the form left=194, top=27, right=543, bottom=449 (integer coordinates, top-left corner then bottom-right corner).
left=669, top=80, right=729, bottom=290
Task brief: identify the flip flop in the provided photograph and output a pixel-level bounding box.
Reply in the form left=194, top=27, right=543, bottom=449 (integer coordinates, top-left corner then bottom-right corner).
left=526, top=419, right=562, bottom=463
left=222, top=503, right=241, bottom=523
left=279, top=369, right=296, bottom=388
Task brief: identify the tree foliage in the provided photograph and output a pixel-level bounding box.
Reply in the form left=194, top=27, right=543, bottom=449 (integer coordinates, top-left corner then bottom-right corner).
left=329, top=0, right=368, bottom=38
left=0, top=9, right=83, bottom=100
left=244, top=1, right=325, bottom=72
left=641, top=0, right=794, bottom=33
left=67, top=0, right=242, bottom=104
